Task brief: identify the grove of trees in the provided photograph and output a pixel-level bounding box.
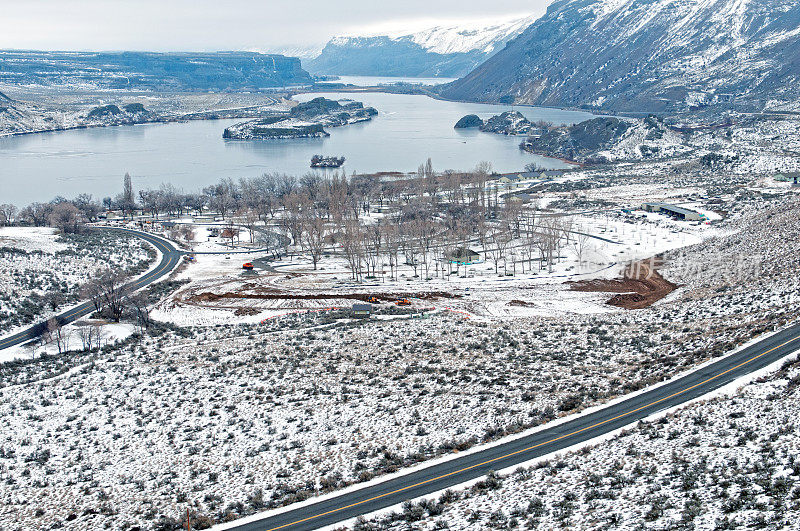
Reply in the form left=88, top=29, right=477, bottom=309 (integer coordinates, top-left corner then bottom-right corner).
left=10, top=164, right=580, bottom=282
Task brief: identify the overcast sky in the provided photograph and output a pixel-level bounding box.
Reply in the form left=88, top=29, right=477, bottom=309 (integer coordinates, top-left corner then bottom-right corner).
left=0, top=1, right=550, bottom=53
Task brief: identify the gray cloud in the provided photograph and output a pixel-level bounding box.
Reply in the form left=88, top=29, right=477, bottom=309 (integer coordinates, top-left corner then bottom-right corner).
left=0, top=0, right=550, bottom=52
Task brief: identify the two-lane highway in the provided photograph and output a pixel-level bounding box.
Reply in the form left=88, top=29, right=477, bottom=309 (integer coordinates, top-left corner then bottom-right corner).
left=227, top=322, right=800, bottom=531
left=0, top=227, right=183, bottom=351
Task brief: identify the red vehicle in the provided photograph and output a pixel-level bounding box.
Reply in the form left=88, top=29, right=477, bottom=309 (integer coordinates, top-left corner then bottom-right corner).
left=242, top=262, right=254, bottom=270
left=395, top=298, right=411, bottom=306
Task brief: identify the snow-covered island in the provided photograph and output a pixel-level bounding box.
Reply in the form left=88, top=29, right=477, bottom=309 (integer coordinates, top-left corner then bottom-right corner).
left=455, top=111, right=547, bottom=136
left=222, top=97, right=377, bottom=140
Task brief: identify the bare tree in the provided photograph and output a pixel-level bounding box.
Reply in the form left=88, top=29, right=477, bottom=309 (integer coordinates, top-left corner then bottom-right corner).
left=48, top=202, right=86, bottom=234
left=47, top=318, right=70, bottom=354
left=486, top=228, right=511, bottom=274
left=91, top=324, right=103, bottom=350
left=572, top=230, right=591, bottom=269
left=84, top=273, right=127, bottom=322
left=44, top=290, right=64, bottom=312
left=474, top=161, right=492, bottom=209
left=119, top=172, right=137, bottom=218
left=341, top=220, right=365, bottom=281
left=73, top=194, right=100, bottom=222
left=77, top=325, right=95, bottom=351
left=239, top=208, right=261, bottom=244
left=381, top=222, right=401, bottom=281
left=281, top=192, right=307, bottom=253
left=221, top=220, right=239, bottom=248
left=299, top=207, right=328, bottom=270
left=19, top=202, right=52, bottom=226
left=0, top=204, right=18, bottom=226
left=127, top=292, right=151, bottom=333
left=364, top=221, right=383, bottom=278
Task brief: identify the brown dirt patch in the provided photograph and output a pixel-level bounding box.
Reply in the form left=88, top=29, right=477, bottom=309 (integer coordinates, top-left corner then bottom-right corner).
left=187, top=291, right=459, bottom=304
left=568, top=257, right=677, bottom=309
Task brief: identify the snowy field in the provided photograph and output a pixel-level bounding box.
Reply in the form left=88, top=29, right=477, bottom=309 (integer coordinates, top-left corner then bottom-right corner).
left=0, top=227, right=155, bottom=347
left=353, top=356, right=800, bottom=530
left=149, top=209, right=709, bottom=326
left=2, top=113, right=800, bottom=530
left=2, top=192, right=800, bottom=530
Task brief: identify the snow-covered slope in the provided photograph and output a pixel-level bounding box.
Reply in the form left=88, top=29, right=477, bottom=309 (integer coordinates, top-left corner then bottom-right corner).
left=0, top=94, right=157, bottom=136
left=337, top=15, right=538, bottom=55
left=306, top=14, right=539, bottom=78
left=441, top=0, right=800, bottom=112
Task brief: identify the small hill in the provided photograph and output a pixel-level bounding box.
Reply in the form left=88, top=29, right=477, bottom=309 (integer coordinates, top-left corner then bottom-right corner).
left=0, top=51, right=314, bottom=92
left=87, top=105, right=122, bottom=119
left=479, top=111, right=532, bottom=135
left=521, top=116, right=690, bottom=163
left=454, top=114, right=483, bottom=128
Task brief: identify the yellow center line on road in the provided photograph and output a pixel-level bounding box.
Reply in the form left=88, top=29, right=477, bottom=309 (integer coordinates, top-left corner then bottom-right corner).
left=0, top=231, right=178, bottom=350
left=262, top=333, right=800, bottom=531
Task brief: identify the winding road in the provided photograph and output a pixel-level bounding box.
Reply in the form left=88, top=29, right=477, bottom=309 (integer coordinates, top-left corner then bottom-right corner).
left=225, top=322, right=800, bottom=531
left=0, top=227, right=183, bottom=351
left=4, top=225, right=800, bottom=531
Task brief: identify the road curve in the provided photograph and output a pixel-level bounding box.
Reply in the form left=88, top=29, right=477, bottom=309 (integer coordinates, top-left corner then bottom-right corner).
left=0, top=227, right=183, bottom=351
left=227, top=322, right=800, bottom=531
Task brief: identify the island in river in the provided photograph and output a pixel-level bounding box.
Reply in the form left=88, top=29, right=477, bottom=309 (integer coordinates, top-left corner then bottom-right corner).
left=222, top=97, right=377, bottom=140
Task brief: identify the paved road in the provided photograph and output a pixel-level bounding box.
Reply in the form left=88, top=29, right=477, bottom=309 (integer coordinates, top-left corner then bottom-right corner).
left=228, top=322, right=800, bottom=531
left=0, top=227, right=183, bottom=351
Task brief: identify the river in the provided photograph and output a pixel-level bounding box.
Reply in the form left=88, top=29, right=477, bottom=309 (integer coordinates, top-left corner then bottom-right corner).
left=0, top=85, right=596, bottom=206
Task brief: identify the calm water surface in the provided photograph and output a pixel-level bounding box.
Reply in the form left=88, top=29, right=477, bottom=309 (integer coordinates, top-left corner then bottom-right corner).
left=0, top=87, right=596, bottom=205
left=330, top=75, right=457, bottom=86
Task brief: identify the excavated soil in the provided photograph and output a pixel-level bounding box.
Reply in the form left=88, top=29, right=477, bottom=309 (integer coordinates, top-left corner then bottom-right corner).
left=568, top=257, right=677, bottom=309
left=187, top=290, right=459, bottom=304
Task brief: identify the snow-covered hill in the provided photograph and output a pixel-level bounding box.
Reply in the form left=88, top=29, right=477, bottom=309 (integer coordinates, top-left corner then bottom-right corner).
left=306, top=14, right=539, bottom=78
left=440, top=0, right=800, bottom=113
left=0, top=94, right=158, bottom=136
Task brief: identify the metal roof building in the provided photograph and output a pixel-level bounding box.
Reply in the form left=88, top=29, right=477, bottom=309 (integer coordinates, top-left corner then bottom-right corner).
left=640, top=203, right=704, bottom=221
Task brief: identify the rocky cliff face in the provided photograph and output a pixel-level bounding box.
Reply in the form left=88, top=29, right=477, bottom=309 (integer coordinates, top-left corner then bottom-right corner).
left=439, top=0, right=800, bottom=113
left=306, top=15, right=538, bottom=78
left=480, top=111, right=533, bottom=135
left=0, top=51, right=313, bottom=91
left=520, top=116, right=691, bottom=163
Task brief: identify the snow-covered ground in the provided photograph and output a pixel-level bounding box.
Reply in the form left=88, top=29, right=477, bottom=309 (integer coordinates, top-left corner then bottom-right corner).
left=148, top=208, right=710, bottom=326
left=0, top=227, right=155, bottom=353
left=2, top=125, right=800, bottom=531
left=2, top=190, right=800, bottom=530
left=332, top=13, right=540, bottom=55
left=353, top=356, right=800, bottom=530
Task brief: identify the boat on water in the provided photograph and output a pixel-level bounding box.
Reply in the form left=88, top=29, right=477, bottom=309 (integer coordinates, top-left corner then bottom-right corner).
left=310, top=155, right=345, bottom=168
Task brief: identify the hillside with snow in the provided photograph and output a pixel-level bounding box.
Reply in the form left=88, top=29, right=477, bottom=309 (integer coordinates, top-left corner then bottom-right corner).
left=440, top=0, right=800, bottom=113
left=306, top=14, right=539, bottom=78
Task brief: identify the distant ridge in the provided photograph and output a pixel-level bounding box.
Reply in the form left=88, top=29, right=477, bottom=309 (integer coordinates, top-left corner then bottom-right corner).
left=307, top=14, right=539, bottom=78
left=439, top=0, right=800, bottom=113
left=0, top=51, right=314, bottom=92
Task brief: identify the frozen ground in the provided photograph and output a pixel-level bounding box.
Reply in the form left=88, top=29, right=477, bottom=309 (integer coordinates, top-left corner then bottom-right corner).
left=2, top=192, right=800, bottom=530
left=0, top=227, right=155, bottom=345
left=2, top=123, right=800, bottom=530
left=150, top=210, right=708, bottom=326
left=352, top=356, right=800, bottom=530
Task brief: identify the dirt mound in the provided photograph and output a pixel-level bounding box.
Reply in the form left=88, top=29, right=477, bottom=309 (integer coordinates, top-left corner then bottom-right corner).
left=568, top=258, right=677, bottom=309
left=187, top=290, right=459, bottom=304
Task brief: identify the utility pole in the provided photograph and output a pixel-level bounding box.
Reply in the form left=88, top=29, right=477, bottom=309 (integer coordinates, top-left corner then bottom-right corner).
left=186, top=508, right=191, bottom=531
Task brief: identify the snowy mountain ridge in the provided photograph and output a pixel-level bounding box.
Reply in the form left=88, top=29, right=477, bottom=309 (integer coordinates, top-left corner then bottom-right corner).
left=440, top=0, right=800, bottom=113
left=307, top=14, right=540, bottom=78
left=332, top=14, right=539, bottom=55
